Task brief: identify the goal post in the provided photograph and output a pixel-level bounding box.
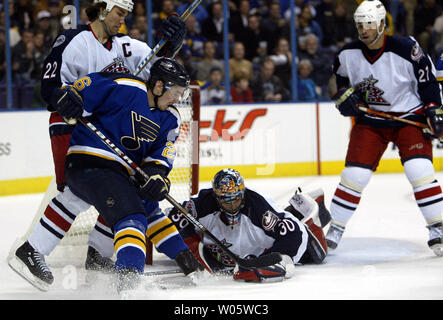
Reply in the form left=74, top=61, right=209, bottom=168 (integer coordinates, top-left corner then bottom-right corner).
left=10, top=83, right=200, bottom=267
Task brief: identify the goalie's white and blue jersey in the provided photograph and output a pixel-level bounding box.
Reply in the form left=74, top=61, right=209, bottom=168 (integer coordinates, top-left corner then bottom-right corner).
left=333, top=35, right=441, bottom=128
left=66, top=72, right=180, bottom=176
left=168, top=188, right=308, bottom=266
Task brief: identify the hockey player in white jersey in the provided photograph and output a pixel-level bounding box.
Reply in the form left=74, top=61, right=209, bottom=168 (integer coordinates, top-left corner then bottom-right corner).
left=8, top=0, right=189, bottom=290
left=326, top=0, right=443, bottom=256
left=167, top=169, right=331, bottom=282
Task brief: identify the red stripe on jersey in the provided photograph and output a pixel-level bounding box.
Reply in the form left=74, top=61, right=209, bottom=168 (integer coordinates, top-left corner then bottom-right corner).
left=334, top=188, right=361, bottom=204
left=44, top=205, right=72, bottom=232
left=97, top=214, right=109, bottom=227
left=414, top=186, right=442, bottom=201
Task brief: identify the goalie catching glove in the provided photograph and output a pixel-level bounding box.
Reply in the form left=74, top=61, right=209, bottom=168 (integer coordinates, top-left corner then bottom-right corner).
left=233, top=254, right=296, bottom=283
left=333, top=86, right=367, bottom=117
left=50, top=85, right=84, bottom=124
left=138, top=164, right=170, bottom=201
left=424, top=102, right=443, bottom=139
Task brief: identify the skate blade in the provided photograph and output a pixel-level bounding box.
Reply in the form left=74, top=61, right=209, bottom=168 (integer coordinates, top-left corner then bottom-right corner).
left=7, top=256, right=50, bottom=292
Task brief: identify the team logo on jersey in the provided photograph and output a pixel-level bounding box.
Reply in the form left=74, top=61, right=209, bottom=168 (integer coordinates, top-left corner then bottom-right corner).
left=262, top=210, right=279, bottom=231
left=121, top=111, right=160, bottom=150
left=101, top=57, right=131, bottom=74
left=411, top=43, right=424, bottom=62
left=355, top=74, right=389, bottom=106
left=53, top=35, right=66, bottom=48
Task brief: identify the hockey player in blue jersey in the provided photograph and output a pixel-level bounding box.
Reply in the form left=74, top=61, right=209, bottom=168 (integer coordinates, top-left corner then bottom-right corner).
left=60, top=58, right=202, bottom=292
left=167, top=168, right=331, bottom=282
left=327, top=0, right=443, bottom=256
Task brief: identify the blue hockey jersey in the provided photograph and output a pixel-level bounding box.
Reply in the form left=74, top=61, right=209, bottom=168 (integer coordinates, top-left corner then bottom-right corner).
left=66, top=72, right=181, bottom=176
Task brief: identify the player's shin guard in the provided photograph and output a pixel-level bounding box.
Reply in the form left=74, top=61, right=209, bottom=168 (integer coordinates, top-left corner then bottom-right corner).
left=327, top=166, right=372, bottom=249
left=114, top=214, right=147, bottom=273
left=145, top=211, right=188, bottom=259
left=404, top=159, right=443, bottom=255
left=27, top=187, right=90, bottom=255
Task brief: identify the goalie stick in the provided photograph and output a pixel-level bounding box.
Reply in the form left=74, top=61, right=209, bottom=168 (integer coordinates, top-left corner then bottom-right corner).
left=77, top=117, right=282, bottom=269
left=133, top=0, right=203, bottom=76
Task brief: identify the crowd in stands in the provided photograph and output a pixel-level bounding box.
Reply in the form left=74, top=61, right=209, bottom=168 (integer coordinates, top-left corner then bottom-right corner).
left=1, top=0, right=443, bottom=108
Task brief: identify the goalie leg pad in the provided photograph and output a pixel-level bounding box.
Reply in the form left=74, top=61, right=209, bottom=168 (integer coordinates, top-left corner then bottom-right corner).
left=145, top=211, right=188, bottom=259
left=302, top=218, right=328, bottom=264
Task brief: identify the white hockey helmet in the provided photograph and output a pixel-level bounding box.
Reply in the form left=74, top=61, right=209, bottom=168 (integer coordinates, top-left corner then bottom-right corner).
left=354, top=0, right=386, bottom=32
left=94, top=0, right=134, bottom=13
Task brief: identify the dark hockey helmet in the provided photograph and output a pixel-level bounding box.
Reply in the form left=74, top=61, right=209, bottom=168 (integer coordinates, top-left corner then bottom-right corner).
left=147, top=57, right=190, bottom=96
left=212, top=168, right=245, bottom=224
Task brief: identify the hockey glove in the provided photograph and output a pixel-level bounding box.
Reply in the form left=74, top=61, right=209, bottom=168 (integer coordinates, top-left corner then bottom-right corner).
left=424, top=102, right=443, bottom=138
left=51, top=85, right=84, bottom=124
left=333, top=86, right=367, bottom=117
left=157, top=14, right=186, bottom=57
left=138, top=165, right=171, bottom=201
left=233, top=262, right=287, bottom=283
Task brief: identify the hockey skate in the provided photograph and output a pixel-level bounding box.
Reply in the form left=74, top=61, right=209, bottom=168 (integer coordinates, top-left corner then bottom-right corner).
left=85, top=246, right=116, bottom=273
left=116, top=268, right=141, bottom=298
left=325, top=222, right=345, bottom=249
left=7, top=241, right=54, bottom=291
left=427, top=222, right=443, bottom=257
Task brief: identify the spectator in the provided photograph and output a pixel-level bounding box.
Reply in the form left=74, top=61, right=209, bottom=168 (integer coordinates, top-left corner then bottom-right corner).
left=0, top=2, right=21, bottom=47
left=200, top=66, right=226, bottom=105
left=322, top=2, right=357, bottom=51
left=182, top=14, right=207, bottom=62
left=238, top=14, right=268, bottom=62
left=297, top=59, right=317, bottom=101
left=229, top=0, right=251, bottom=42
left=250, top=57, right=289, bottom=102
left=47, top=0, right=62, bottom=38
left=11, top=29, right=35, bottom=83
left=260, top=1, right=289, bottom=54
left=414, top=0, right=442, bottom=54
left=12, top=0, right=34, bottom=32
left=194, top=40, right=224, bottom=82
left=31, top=31, right=50, bottom=80
left=269, top=37, right=292, bottom=89
left=433, top=12, right=443, bottom=57
left=298, top=33, right=335, bottom=97
left=229, top=41, right=253, bottom=81
left=133, top=15, right=148, bottom=42
left=230, top=71, right=254, bottom=103
left=35, top=10, right=55, bottom=48
left=128, top=27, right=143, bottom=41
left=201, top=1, right=224, bottom=44
left=297, top=4, right=324, bottom=46
left=152, top=0, right=177, bottom=43
left=284, top=0, right=316, bottom=21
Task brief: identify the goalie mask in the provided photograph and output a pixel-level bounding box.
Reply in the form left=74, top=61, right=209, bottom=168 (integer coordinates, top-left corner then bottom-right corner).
left=354, top=0, right=386, bottom=46
left=147, top=58, right=191, bottom=107
left=212, top=169, right=245, bottom=225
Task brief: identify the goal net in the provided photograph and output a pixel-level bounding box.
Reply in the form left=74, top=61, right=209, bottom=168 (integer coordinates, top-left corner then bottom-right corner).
left=11, top=84, right=200, bottom=267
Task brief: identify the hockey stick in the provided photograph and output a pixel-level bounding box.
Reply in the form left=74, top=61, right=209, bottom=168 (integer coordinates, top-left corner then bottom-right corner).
left=358, top=106, right=428, bottom=128
left=77, top=117, right=282, bottom=269
left=133, top=0, right=203, bottom=76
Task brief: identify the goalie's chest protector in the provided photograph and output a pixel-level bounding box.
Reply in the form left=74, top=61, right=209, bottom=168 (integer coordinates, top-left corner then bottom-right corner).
left=334, top=36, right=433, bottom=113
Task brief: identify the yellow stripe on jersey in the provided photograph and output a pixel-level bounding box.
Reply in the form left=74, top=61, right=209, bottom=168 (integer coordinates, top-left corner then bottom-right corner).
left=146, top=216, right=180, bottom=246
left=114, top=228, right=147, bottom=255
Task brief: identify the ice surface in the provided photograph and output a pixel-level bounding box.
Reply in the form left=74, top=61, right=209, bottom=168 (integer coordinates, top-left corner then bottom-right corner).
left=1, top=173, right=442, bottom=300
